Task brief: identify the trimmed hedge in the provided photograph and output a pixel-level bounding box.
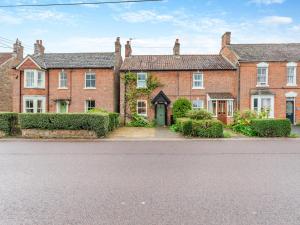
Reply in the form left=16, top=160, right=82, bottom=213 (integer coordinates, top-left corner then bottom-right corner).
left=19, top=113, right=110, bottom=137
left=176, top=118, right=223, bottom=138
left=250, top=119, right=291, bottom=137
left=0, top=112, right=18, bottom=135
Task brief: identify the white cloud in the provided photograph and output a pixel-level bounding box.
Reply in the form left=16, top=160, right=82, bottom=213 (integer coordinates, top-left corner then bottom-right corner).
left=250, top=0, right=285, bottom=5
left=116, top=10, right=174, bottom=23
left=259, top=16, right=293, bottom=25
left=0, top=9, right=22, bottom=24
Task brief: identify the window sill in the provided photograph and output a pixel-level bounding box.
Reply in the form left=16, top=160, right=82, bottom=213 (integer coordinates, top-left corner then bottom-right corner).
left=192, top=87, right=205, bottom=90
left=286, top=84, right=297, bottom=87
left=256, top=84, right=269, bottom=88
left=137, top=87, right=147, bottom=89
left=24, top=87, right=45, bottom=89
left=84, top=87, right=96, bottom=90
left=58, top=87, right=68, bottom=90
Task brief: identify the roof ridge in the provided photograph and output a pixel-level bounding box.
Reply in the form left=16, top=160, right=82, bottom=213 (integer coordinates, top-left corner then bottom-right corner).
left=231, top=43, right=300, bottom=46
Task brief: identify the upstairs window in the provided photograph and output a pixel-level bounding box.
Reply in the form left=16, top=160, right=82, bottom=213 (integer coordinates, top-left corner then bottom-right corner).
left=59, top=70, right=67, bottom=88
left=85, top=72, right=96, bottom=88
left=287, top=62, right=297, bottom=86
left=192, top=72, right=204, bottom=89
left=192, top=100, right=204, bottom=110
left=24, top=70, right=45, bottom=88
left=257, top=63, right=268, bottom=86
left=137, top=72, right=148, bottom=88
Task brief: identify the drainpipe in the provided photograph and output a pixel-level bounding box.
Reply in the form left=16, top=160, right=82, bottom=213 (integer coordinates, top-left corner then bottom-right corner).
left=19, top=71, right=22, bottom=113
left=237, top=62, right=241, bottom=110
left=47, top=70, right=50, bottom=112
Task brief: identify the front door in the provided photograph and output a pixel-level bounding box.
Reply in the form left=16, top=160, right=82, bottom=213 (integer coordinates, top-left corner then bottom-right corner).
left=57, top=101, right=68, bottom=113
left=217, top=100, right=227, bottom=124
left=286, top=100, right=295, bottom=124
left=156, top=104, right=166, bottom=126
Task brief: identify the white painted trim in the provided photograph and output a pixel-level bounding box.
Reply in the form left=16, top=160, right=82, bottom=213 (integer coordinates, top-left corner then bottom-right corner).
left=287, top=62, right=297, bottom=67
left=192, top=99, right=204, bottom=110
left=287, top=62, right=297, bottom=86
left=286, top=97, right=296, bottom=125
left=192, top=72, right=204, bottom=89
left=58, top=70, right=68, bottom=89
left=84, top=72, right=96, bottom=89
left=136, top=72, right=148, bottom=89
left=24, top=69, right=45, bottom=89
left=251, top=95, right=275, bottom=118
left=84, top=99, right=96, bottom=112
left=23, top=95, right=46, bottom=113
left=257, top=62, right=269, bottom=87
left=16, top=55, right=42, bottom=70
left=56, top=100, right=69, bottom=113
left=137, top=100, right=147, bottom=116
left=285, top=91, right=298, bottom=98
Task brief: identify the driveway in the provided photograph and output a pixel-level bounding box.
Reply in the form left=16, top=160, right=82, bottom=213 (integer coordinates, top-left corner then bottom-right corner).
left=1, top=140, right=300, bottom=225
left=107, top=127, right=183, bottom=139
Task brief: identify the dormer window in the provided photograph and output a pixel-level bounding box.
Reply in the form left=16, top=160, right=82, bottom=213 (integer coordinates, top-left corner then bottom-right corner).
left=257, top=62, right=268, bottom=87
left=137, top=72, right=148, bottom=89
left=24, top=69, right=45, bottom=88
left=287, top=62, right=297, bottom=86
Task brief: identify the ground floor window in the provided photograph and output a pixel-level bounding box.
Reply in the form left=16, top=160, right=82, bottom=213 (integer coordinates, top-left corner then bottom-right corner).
left=57, top=100, right=68, bottom=113
left=227, top=100, right=234, bottom=117
left=208, top=100, right=217, bottom=116
left=137, top=100, right=147, bottom=116
left=192, top=100, right=204, bottom=110
left=23, top=96, right=46, bottom=113
left=251, top=95, right=274, bottom=118
left=85, top=100, right=96, bottom=112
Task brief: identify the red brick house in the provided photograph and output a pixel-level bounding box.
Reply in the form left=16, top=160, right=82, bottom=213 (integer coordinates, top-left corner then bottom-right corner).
left=120, top=39, right=237, bottom=125
left=0, top=40, right=23, bottom=111
left=14, top=38, right=122, bottom=114
left=221, top=32, right=300, bottom=124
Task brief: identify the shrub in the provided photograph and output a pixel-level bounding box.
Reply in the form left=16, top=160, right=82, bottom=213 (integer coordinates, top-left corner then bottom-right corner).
left=19, top=113, right=109, bottom=137
left=127, top=113, right=152, bottom=127
left=172, top=98, right=192, bottom=121
left=192, top=120, right=224, bottom=138
left=250, top=119, right=291, bottom=137
left=88, top=108, right=119, bottom=131
left=0, top=112, right=18, bottom=135
left=175, top=117, right=191, bottom=133
left=232, top=110, right=258, bottom=136
left=186, top=109, right=212, bottom=120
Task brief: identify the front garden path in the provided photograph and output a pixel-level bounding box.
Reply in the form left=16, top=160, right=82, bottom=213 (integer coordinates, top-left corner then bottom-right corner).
left=107, top=127, right=183, bottom=140
left=292, top=125, right=300, bottom=136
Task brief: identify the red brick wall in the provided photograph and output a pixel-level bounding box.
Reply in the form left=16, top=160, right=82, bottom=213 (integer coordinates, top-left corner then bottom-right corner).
left=120, top=70, right=237, bottom=124
left=239, top=62, right=300, bottom=123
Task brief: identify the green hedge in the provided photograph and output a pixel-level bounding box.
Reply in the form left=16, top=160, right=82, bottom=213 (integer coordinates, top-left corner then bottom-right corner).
left=250, top=119, right=291, bottom=137
left=176, top=118, right=223, bottom=138
left=19, top=113, right=110, bottom=137
left=108, top=112, right=120, bottom=131
left=0, top=112, right=18, bottom=135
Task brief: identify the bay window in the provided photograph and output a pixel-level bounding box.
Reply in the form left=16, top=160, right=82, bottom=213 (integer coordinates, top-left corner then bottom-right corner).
left=208, top=100, right=217, bottom=117
left=227, top=100, right=234, bottom=117
left=24, top=70, right=45, bottom=88
left=23, top=96, right=46, bottom=113
left=251, top=95, right=274, bottom=118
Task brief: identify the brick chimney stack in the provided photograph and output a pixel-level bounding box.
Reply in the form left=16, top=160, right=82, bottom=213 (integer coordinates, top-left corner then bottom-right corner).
left=114, top=37, right=122, bottom=69
left=13, top=39, right=24, bottom=61
left=125, top=40, right=132, bottom=58
left=222, top=32, right=231, bottom=49
left=173, top=39, right=180, bottom=56
left=34, top=40, right=45, bottom=55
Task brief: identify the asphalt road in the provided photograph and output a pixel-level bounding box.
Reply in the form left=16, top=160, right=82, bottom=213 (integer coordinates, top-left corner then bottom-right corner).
left=1, top=140, right=300, bottom=225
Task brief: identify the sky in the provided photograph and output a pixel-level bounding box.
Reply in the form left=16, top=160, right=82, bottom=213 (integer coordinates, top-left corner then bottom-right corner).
left=0, top=0, right=300, bottom=55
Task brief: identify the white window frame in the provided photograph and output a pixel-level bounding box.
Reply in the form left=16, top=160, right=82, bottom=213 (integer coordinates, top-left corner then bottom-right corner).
left=192, top=99, right=204, bottom=110
left=287, top=62, right=297, bottom=86
left=24, top=69, right=45, bottom=89
left=58, top=70, right=68, bottom=89
left=85, top=72, right=96, bottom=89
left=207, top=100, right=217, bottom=117
left=192, top=72, right=204, bottom=89
left=137, top=100, right=147, bottom=116
left=251, top=95, right=274, bottom=118
left=137, top=72, right=148, bottom=89
left=257, top=62, right=269, bottom=87
left=23, top=96, right=46, bottom=113
left=227, top=100, right=234, bottom=117
left=85, top=100, right=96, bottom=112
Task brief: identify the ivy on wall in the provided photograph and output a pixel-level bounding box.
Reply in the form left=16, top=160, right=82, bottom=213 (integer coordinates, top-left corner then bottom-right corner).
left=123, top=72, right=163, bottom=115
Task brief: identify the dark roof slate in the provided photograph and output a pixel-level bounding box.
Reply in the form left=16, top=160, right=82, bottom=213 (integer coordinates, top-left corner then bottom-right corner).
left=230, top=44, right=300, bottom=62
left=120, top=55, right=235, bottom=71
left=31, top=52, right=116, bottom=69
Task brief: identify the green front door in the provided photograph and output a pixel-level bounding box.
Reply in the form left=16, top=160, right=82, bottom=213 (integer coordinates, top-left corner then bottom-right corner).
left=156, top=104, right=166, bottom=126
left=58, top=101, right=68, bottom=113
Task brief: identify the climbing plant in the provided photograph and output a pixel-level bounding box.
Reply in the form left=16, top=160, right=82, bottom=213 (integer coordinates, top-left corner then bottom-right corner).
left=123, top=72, right=163, bottom=115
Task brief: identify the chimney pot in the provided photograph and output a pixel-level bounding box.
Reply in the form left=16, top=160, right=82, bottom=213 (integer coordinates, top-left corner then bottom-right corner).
left=13, top=39, right=24, bottom=61
left=34, top=39, right=45, bottom=56
left=222, top=32, right=231, bottom=48
left=125, top=40, right=132, bottom=57
left=173, top=38, right=180, bottom=56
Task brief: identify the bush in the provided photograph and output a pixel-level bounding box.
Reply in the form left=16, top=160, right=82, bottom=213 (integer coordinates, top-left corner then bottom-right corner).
left=127, top=113, right=153, bottom=127
left=192, top=120, right=224, bottom=138
left=250, top=119, right=291, bottom=137
left=232, top=110, right=258, bottom=136
left=19, top=113, right=109, bottom=137
left=176, top=118, right=223, bottom=138
left=172, top=98, right=192, bottom=121
left=88, top=108, right=119, bottom=131
left=186, top=109, right=212, bottom=120
left=0, top=112, right=18, bottom=135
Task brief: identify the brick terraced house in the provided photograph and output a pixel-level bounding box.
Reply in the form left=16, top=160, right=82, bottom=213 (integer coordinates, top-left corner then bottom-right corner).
left=120, top=39, right=237, bottom=125
left=0, top=39, right=23, bottom=111
left=14, top=38, right=122, bottom=113
left=221, top=32, right=300, bottom=124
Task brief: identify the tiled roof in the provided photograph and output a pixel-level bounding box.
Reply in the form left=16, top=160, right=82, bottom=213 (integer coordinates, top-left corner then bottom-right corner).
left=120, top=55, right=236, bottom=71
left=208, top=92, right=235, bottom=100
left=31, top=52, right=116, bottom=69
left=0, top=53, right=13, bottom=66
left=230, top=44, right=300, bottom=62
